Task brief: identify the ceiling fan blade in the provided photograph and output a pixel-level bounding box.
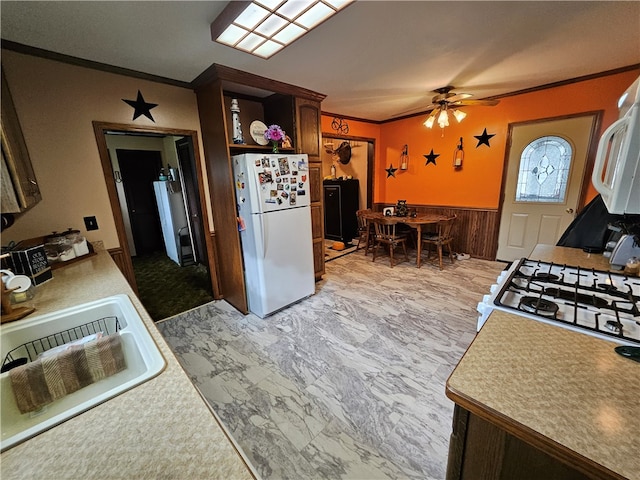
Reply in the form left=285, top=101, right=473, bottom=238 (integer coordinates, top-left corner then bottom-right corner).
left=450, top=99, right=500, bottom=107
left=445, top=93, right=472, bottom=103
left=393, top=103, right=437, bottom=117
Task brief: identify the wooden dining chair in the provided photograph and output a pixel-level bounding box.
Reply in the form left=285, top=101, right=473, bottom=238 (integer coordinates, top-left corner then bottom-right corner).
left=371, top=217, right=409, bottom=267
left=421, top=215, right=457, bottom=270
left=356, top=209, right=375, bottom=255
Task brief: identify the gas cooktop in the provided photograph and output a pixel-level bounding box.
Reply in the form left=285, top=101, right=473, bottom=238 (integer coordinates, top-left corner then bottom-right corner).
left=491, top=258, right=640, bottom=345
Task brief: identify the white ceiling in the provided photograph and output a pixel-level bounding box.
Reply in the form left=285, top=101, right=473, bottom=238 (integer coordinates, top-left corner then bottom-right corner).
left=1, top=1, right=639, bottom=122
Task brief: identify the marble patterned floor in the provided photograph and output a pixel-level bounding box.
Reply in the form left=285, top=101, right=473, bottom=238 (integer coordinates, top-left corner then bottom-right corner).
left=157, top=250, right=506, bottom=480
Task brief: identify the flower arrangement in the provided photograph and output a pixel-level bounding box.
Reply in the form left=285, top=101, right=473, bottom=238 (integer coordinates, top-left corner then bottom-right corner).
left=264, top=124, right=285, bottom=153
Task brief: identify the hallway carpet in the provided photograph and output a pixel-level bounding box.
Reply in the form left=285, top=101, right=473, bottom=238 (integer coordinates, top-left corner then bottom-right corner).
left=157, top=250, right=505, bottom=479
left=132, top=251, right=213, bottom=321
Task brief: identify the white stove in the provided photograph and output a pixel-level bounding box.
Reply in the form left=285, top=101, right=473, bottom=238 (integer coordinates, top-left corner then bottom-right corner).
left=478, top=258, right=640, bottom=346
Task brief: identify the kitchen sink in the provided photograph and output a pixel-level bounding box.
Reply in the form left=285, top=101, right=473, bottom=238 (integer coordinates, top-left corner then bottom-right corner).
left=0, top=294, right=166, bottom=451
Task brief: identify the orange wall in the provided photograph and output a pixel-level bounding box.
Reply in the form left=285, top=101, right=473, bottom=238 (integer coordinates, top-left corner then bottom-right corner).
left=325, top=69, right=639, bottom=210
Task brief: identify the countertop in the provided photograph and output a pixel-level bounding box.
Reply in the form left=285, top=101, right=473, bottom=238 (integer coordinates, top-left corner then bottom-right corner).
left=1, top=251, right=256, bottom=480
left=446, top=245, right=639, bottom=480
left=529, top=244, right=613, bottom=271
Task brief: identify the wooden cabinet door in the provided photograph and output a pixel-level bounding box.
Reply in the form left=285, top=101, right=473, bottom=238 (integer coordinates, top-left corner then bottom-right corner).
left=1, top=70, right=41, bottom=213
left=295, top=98, right=324, bottom=279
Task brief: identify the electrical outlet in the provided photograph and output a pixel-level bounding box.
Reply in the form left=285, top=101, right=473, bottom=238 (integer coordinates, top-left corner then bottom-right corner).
left=84, top=216, right=99, bottom=231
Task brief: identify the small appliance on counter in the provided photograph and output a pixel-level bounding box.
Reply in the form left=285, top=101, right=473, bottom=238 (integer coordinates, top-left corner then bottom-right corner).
left=609, top=234, right=640, bottom=270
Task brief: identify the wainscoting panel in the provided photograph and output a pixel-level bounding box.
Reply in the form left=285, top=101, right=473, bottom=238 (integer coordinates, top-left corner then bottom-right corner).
left=374, top=204, right=500, bottom=260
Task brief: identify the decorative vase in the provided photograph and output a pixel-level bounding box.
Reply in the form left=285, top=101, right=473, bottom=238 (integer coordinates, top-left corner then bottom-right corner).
left=271, top=141, right=279, bottom=153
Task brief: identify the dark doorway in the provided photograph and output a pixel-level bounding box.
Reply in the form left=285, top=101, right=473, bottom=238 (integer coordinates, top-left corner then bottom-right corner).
left=175, top=137, right=208, bottom=267
left=116, top=149, right=163, bottom=256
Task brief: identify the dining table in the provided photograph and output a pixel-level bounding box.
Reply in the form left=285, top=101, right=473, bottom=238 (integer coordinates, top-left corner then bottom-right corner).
left=363, top=212, right=448, bottom=267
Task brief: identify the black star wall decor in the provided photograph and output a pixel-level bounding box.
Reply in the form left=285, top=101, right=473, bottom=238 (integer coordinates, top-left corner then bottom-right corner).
left=424, top=149, right=440, bottom=166
left=385, top=163, right=398, bottom=178
left=122, top=90, right=158, bottom=122
left=474, top=128, right=495, bottom=148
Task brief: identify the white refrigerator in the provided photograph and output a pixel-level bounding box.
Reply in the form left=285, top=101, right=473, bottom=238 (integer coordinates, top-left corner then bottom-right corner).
left=233, top=153, right=315, bottom=318
left=153, top=180, right=189, bottom=265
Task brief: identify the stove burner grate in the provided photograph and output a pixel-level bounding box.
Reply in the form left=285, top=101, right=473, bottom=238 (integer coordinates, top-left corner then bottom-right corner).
left=544, top=287, right=610, bottom=309
left=519, top=296, right=559, bottom=318
left=532, top=272, right=560, bottom=282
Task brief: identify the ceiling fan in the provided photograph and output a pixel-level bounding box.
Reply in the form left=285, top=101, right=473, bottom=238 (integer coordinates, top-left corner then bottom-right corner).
left=422, top=86, right=500, bottom=129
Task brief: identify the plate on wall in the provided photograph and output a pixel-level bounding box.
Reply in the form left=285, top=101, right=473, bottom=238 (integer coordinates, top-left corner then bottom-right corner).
left=250, top=121, right=268, bottom=145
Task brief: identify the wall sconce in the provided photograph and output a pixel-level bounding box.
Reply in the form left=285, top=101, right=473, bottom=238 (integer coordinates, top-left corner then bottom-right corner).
left=400, top=144, right=409, bottom=171
left=453, top=137, right=464, bottom=169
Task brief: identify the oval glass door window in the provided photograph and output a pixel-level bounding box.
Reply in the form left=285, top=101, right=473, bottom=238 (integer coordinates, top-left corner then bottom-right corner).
left=515, top=136, right=573, bottom=203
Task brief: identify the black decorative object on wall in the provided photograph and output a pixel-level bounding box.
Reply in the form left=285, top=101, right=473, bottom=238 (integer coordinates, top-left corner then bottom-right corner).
left=331, top=117, right=349, bottom=135
left=122, top=90, right=158, bottom=122
left=424, top=149, right=440, bottom=166
left=453, top=137, right=464, bottom=169
left=474, top=128, right=495, bottom=148
left=385, top=164, right=398, bottom=178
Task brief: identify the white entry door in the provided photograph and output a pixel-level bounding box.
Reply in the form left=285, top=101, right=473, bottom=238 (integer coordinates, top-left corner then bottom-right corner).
left=496, top=114, right=598, bottom=262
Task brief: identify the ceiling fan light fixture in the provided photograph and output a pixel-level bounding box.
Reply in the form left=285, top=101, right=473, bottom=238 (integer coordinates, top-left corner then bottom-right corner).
left=437, top=108, right=449, bottom=128
left=452, top=109, right=467, bottom=123
left=424, top=110, right=438, bottom=128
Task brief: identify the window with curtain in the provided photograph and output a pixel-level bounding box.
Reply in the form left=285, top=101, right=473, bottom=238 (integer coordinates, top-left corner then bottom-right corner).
left=515, top=135, right=573, bottom=203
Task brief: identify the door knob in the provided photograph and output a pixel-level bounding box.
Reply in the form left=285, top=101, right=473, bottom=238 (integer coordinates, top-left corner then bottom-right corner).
left=566, top=208, right=574, bottom=214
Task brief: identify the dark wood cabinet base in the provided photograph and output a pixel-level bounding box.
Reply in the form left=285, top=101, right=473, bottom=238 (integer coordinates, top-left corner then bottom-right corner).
left=446, top=405, right=605, bottom=480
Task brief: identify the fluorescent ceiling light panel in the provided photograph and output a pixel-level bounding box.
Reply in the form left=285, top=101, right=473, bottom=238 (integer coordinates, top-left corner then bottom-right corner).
left=217, top=24, right=248, bottom=46
left=273, top=23, right=305, bottom=44
left=255, top=14, right=288, bottom=36
left=297, top=2, right=333, bottom=29
left=235, top=4, right=270, bottom=29
left=253, top=40, right=285, bottom=58
left=277, top=0, right=315, bottom=21
left=237, top=32, right=266, bottom=52
left=211, top=0, right=354, bottom=58
left=256, top=0, right=283, bottom=9
left=325, top=0, right=351, bottom=9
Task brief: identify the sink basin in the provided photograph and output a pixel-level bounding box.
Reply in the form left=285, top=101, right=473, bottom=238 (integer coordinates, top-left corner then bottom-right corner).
left=0, top=294, right=165, bottom=451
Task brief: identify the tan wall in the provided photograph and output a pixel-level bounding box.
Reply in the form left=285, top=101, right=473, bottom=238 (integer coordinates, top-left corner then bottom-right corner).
left=1, top=50, right=207, bottom=249
left=321, top=136, right=368, bottom=211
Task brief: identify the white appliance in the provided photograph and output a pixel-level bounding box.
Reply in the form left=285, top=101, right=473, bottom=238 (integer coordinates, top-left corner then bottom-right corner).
left=477, top=258, right=640, bottom=346
left=610, top=234, right=640, bottom=269
left=591, top=75, right=640, bottom=214
left=233, top=153, right=315, bottom=318
left=153, top=180, right=189, bottom=265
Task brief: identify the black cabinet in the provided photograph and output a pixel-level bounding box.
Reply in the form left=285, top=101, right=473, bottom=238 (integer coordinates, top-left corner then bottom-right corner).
left=324, top=179, right=359, bottom=244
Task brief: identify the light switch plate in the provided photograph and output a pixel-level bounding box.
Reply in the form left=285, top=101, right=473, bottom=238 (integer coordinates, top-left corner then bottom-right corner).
left=84, top=216, right=98, bottom=231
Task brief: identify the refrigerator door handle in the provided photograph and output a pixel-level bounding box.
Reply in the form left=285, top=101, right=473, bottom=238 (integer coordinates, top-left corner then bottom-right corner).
left=258, top=214, right=266, bottom=259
